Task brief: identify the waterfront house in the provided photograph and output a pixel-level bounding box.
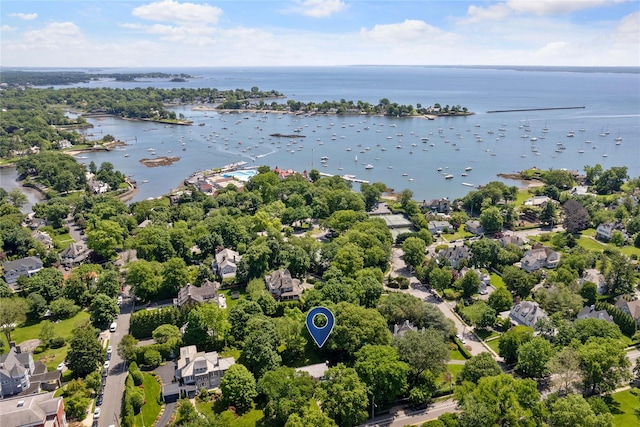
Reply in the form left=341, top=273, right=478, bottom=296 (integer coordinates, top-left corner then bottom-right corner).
left=614, top=296, right=640, bottom=326
left=265, top=269, right=303, bottom=301
left=88, top=179, right=109, bottom=194
left=213, top=248, right=241, bottom=281
left=524, top=196, right=552, bottom=208
left=174, top=280, right=219, bottom=308
left=175, top=345, right=235, bottom=390
left=427, top=220, right=451, bottom=235
left=31, top=231, right=54, bottom=250
left=3, top=256, right=43, bottom=287
left=422, top=198, right=451, bottom=214
left=509, top=300, right=548, bottom=329
left=576, top=305, right=614, bottom=323
left=519, top=244, right=560, bottom=273
left=0, top=392, right=66, bottom=427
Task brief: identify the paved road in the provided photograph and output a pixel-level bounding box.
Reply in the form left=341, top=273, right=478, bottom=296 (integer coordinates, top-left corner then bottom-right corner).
left=98, top=291, right=133, bottom=427
left=359, top=399, right=459, bottom=427
left=389, top=247, right=490, bottom=357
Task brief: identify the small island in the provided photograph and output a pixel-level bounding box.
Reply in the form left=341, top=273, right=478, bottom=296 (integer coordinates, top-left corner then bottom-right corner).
left=140, top=156, right=180, bottom=167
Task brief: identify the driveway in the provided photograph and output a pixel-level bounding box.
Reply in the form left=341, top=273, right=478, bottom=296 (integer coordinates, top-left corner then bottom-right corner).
left=155, top=360, right=177, bottom=427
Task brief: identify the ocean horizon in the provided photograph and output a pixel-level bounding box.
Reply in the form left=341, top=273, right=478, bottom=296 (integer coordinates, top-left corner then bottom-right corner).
left=2, top=66, right=638, bottom=206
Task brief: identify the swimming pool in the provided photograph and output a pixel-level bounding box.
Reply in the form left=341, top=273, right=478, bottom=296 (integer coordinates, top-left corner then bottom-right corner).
left=222, top=169, right=257, bottom=182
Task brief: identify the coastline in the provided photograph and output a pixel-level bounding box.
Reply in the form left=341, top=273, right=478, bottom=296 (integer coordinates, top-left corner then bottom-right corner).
left=192, top=106, right=467, bottom=119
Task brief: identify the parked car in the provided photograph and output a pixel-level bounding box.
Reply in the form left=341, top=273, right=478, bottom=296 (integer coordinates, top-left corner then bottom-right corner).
left=93, top=408, right=101, bottom=419
left=117, top=296, right=123, bottom=305
left=96, top=395, right=103, bottom=406
left=56, top=362, right=65, bottom=371
left=103, top=361, right=110, bottom=370
left=107, top=346, right=113, bottom=354
left=456, top=334, right=467, bottom=344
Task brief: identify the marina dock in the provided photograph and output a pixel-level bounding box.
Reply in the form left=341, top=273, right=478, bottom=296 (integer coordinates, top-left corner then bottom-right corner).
left=319, top=172, right=370, bottom=184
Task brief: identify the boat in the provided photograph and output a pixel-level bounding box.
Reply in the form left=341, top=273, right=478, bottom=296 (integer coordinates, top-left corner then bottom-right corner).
left=124, top=154, right=130, bottom=157
left=444, top=174, right=454, bottom=179
left=365, top=164, right=374, bottom=170
left=465, top=167, right=472, bottom=171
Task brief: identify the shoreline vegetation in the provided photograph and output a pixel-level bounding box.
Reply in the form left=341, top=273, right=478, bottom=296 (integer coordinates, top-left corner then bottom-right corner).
left=139, top=156, right=180, bottom=167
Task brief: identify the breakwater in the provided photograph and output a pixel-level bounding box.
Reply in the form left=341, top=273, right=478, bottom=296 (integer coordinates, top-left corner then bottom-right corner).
left=486, top=106, right=585, bottom=113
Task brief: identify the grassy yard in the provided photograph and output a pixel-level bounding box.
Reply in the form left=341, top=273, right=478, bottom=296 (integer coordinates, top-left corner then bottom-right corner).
left=442, top=226, right=473, bottom=242
left=576, top=237, right=606, bottom=252
left=196, top=400, right=263, bottom=427
left=137, top=373, right=162, bottom=427
left=437, top=364, right=464, bottom=392
left=490, top=273, right=506, bottom=290
left=609, top=389, right=640, bottom=427
left=450, top=347, right=467, bottom=361
left=486, top=338, right=501, bottom=355
left=218, top=289, right=247, bottom=311
left=621, top=246, right=640, bottom=258
left=515, top=189, right=533, bottom=206
left=474, top=328, right=500, bottom=341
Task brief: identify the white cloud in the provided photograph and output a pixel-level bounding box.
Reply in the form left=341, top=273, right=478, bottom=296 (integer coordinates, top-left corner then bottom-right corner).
left=23, top=22, right=84, bottom=47
left=360, top=19, right=459, bottom=43
left=8, top=12, right=38, bottom=20
left=615, top=10, right=640, bottom=38
left=465, top=0, right=627, bottom=23
left=1, top=25, right=16, bottom=32
left=132, top=0, right=222, bottom=24
left=291, top=0, right=347, bottom=18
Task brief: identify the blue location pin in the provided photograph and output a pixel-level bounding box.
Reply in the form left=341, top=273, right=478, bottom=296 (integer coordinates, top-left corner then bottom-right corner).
left=306, top=306, right=335, bottom=348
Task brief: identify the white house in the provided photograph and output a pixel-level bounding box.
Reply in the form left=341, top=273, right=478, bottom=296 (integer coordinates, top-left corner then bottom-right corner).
left=3, top=256, right=43, bottom=286
left=213, top=248, right=241, bottom=280
left=427, top=220, right=451, bottom=235
left=265, top=269, right=303, bottom=300
left=510, top=300, right=548, bottom=329
left=465, top=220, right=484, bottom=236
left=175, top=345, right=235, bottom=390
left=519, top=244, right=561, bottom=273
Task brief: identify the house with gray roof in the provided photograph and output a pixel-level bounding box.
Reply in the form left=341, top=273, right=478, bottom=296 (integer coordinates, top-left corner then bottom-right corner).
left=174, top=280, right=219, bottom=308
left=614, top=296, right=640, bottom=326
left=0, top=391, right=66, bottom=427
left=580, top=269, right=607, bottom=295
left=0, top=346, right=35, bottom=397
left=3, top=256, right=43, bottom=287
left=175, top=345, right=235, bottom=390
left=59, top=242, right=90, bottom=267
left=576, top=306, right=614, bottom=323
left=437, top=245, right=470, bottom=269
left=465, top=220, right=484, bottom=236
left=212, top=248, right=241, bottom=280
left=265, top=269, right=303, bottom=301
left=427, top=220, right=451, bottom=235
left=510, top=300, right=548, bottom=329
left=519, top=244, right=560, bottom=273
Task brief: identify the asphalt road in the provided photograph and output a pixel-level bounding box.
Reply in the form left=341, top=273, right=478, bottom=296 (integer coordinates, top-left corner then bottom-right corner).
left=98, top=292, right=133, bottom=427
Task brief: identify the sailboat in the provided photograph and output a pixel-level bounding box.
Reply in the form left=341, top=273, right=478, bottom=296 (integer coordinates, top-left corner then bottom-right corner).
left=614, top=132, right=622, bottom=144
left=354, top=155, right=358, bottom=162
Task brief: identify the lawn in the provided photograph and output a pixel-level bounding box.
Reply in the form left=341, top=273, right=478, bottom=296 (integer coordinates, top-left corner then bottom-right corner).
left=576, top=237, right=606, bottom=252
left=450, top=347, right=467, bottom=361
left=196, top=400, right=263, bottom=427
left=442, top=226, right=473, bottom=242
left=609, top=389, right=640, bottom=427
left=515, top=189, right=533, bottom=206
left=486, top=338, right=501, bottom=355
left=218, top=289, right=247, bottom=311
left=137, top=373, right=162, bottom=427
left=490, top=273, right=506, bottom=290
left=437, top=364, right=464, bottom=393
left=474, top=328, right=500, bottom=341
left=621, top=246, right=640, bottom=258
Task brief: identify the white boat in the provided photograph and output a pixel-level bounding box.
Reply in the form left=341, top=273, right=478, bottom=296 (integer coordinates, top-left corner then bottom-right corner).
left=465, top=167, right=472, bottom=171
left=124, top=154, right=130, bottom=157
left=444, top=174, right=454, bottom=179
left=365, top=164, right=374, bottom=170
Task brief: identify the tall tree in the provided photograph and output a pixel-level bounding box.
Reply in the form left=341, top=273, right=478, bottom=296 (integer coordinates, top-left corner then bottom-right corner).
left=393, top=329, right=450, bottom=387
left=219, top=364, right=257, bottom=415
left=547, top=346, right=581, bottom=394
left=257, top=367, right=315, bottom=427
left=515, top=336, right=554, bottom=379
left=577, top=337, right=631, bottom=395
left=457, top=352, right=502, bottom=384
left=498, top=325, right=534, bottom=365
left=0, top=297, right=28, bottom=343
left=66, top=321, right=104, bottom=377
left=316, top=364, right=369, bottom=427
left=548, top=394, right=613, bottom=427
left=354, top=345, right=409, bottom=407
left=89, top=293, right=119, bottom=327
left=402, top=237, right=426, bottom=271
left=562, top=199, right=591, bottom=233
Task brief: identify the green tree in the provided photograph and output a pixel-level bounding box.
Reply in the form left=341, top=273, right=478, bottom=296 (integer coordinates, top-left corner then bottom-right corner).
left=161, top=257, right=189, bottom=296
left=118, top=334, right=139, bottom=363
left=563, top=199, right=591, bottom=233
left=498, top=325, right=534, bottom=365
left=219, top=364, right=257, bottom=415
left=6, top=189, right=28, bottom=208
left=429, top=267, right=452, bottom=292
left=87, top=220, right=125, bottom=259
left=459, top=270, right=481, bottom=298
left=183, top=303, right=230, bottom=350
left=144, top=349, right=162, bottom=367
left=547, top=346, right=581, bottom=394
left=85, top=370, right=102, bottom=393
left=577, top=337, right=631, bottom=395
left=126, top=259, right=161, bottom=302
left=479, top=206, right=504, bottom=234
left=502, top=265, right=536, bottom=299
left=515, top=336, right=554, bottom=379
left=393, top=329, right=450, bottom=387
left=403, top=237, right=426, bottom=271
left=462, top=301, right=496, bottom=329
left=66, top=321, right=104, bottom=377
left=65, top=393, right=91, bottom=420
left=332, top=242, right=365, bottom=278
left=488, top=286, right=513, bottom=312
left=355, top=345, right=409, bottom=407
left=89, top=293, right=119, bottom=327
left=455, top=374, right=541, bottom=427
left=540, top=202, right=558, bottom=226
left=0, top=297, right=28, bottom=343
left=457, top=352, right=502, bottom=384
left=548, top=394, right=613, bottom=427
left=152, top=324, right=181, bottom=344
left=317, top=364, right=369, bottom=427
left=257, top=367, right=315, bottom=427
left=580, top=281, right=598, bottom=306
left=285, top=410, right=338, bottom=427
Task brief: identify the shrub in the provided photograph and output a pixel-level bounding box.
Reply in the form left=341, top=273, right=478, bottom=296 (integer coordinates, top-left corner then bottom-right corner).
left=49, top=336, right=65, bottom=348
left=34, top=346, right=45, bottom=354
left=131, top=370, right=144, bottom=386
left=130, top=388, right=145, bottom=413
left=143, top=349, right=163, bottom=367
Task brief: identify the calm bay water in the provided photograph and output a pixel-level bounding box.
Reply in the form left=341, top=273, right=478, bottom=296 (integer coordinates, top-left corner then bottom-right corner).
left=2, top=66, right=639, bottom=204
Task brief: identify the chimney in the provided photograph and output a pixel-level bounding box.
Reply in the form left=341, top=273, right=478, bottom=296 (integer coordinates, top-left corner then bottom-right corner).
left=590, top=305, right=595, bottom=311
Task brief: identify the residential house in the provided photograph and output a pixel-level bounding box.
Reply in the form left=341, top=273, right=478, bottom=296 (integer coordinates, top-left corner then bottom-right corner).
left=0, top=346, right=35, bottom=397
left=392, top=320, right=418, bottom=337
left=614, top=296, right=640, bottom=326
left=437, top=245, right=470, bottom=269
left=175, top=345, right=235, bottom=390
left=580, top=269, right=607, bottom=295
left=427, top=220, right=451, bottom=235
left=57, top=139, right=72, bottom=149
left=296, top=362, right=330, bottom=381
left=174, top=280, right=219, bottom=308
left=499, top=233, right=529, bottom=248
left=3, top=256, right=43, bottom=287
left=59, top=242, right=90, bottom=267
left=519, top=244, right=561, bottom=273
left=524, top=196, right=552, bottom=208
left=31, top=231, right=54, bottom=250
left=213, top=248, right=241, bottom=281
left=576, top=306, right=614, bottom=323
left=509, top=300, right=548, bottom=329
left=465, top=220, right=485, bottom=236
left=265, top=269, right=303, bottom=301
left=88, top=179, right=109, bottom=194
left=459, top=267, right=491, bottom=293
left=0, top=392, right=66, bottom=427
left=595, top=222, right=628, bottom=242
left=422, top=198, right=451, bottom=214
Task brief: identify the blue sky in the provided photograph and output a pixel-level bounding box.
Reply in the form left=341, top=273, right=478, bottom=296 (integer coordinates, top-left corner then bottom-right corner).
left=2, top=1, right=639, bottom=67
